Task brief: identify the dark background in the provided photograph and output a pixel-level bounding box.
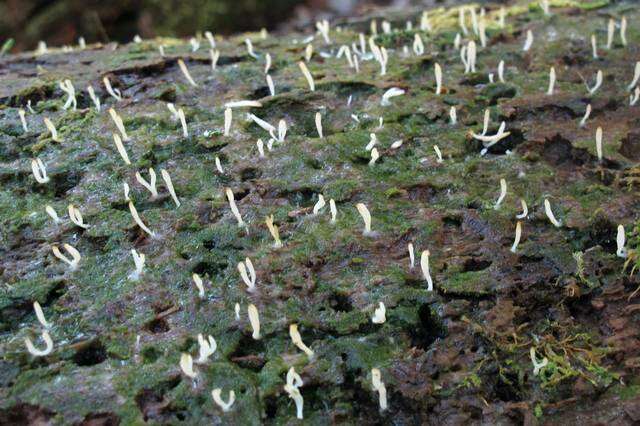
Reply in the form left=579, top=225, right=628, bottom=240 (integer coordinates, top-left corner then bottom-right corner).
left=0, top=0, right=484, bottom=52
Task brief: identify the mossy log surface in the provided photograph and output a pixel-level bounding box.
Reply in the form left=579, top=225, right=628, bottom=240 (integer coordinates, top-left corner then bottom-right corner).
left=2, top=1, right=640, bottom=424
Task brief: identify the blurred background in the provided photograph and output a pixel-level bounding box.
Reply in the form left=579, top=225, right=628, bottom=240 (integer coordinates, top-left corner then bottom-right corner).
left=0, top=0, right=489, bottom=52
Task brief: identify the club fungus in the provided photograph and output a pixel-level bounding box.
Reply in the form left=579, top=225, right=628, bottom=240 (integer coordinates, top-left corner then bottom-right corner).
left=329, top=199, right=337, bottom=223
left=257, top=139, right=265, bottom=158
left=180, top=353, right=197, bottom=379
left=606, top=18, right=615, bottom=49
left=298, top=61, right=315, bottom=91
left=369, top=38, right=388, bottom=76
left=112, top=134, right=131, bottom=165
left=316, top=19, right=331, bottom=43
left=18, top=109, right=28, bottom=132
left=617, top=224, right=627, bottom=258
left=44, top=117, right=61, bottom=142
left=628, top=62, right=640, bottom=91
left=420, top=250, right=433, bottom=291
left=523, top=30, right=533, bottom=52
left=450, top=106, right=457, bottom=125
left=31, top=158, right=50, bottom=184
left=225, top=188, right=245, bottom=227
left=459, top=7, right=468, bottom=35
left=124, top=183, right=130, bottom=201
left=413, top=34, right=424, bottom=56
left=356, top=203, right=372, bottom=236
left=45, top=205, right=60, bottom=223
left=87, top=85, right=101, bottom=111
left=238, top=258, right=256, bottom=291
left=420, top=10, right=431, bottom=31
left=595, top=127, right=603, bottom=161
left=177, top=59, right=198, bottom=87
left=365, top=133, right=378, bottom=151
left=224, top=107, right=232, bottom=136
left=530, top=347, right=548, bottom=376
left=621, top=16, right=627, bottom=46
left=434, top=63, right=443, bottom=95
left=109, top=108, right=129, bottom=141
left=290, top=324, right=314, bottom=358
left=631, top=87, right=640, bottom=106
left=391, top=140, right=403, bottom=149
left=498, top=60, right=505, bottom=83
left=192, top=273, right=206, bottom=298
left=33, top=301, right=51, bottom=329
left=591, top=34, right=598, bottom=59
left=234, top=303, right=240, bottom=320
left=587, top=70, right=603, bottom=95
left=128, top=201, right=155, bottom=237
left=129, top=249, right=145, bottom=281
left=103, top=76, right=122, bottom=101
left=59, top=79, right=77, bottom=110
left=544, top=199, right=562, bottom=227
left=494, top=178, right=507, bottom=210
left=372, top=302, right=386, bottom=324
left=178, top=108, right=188, bottom=137
left=212, top=389, right=235, bottom=412
left=371, top=368, right=388, bottom=411
left=190, top=37, right=200, bottom=52
left=25, top=330, right=53, bottom=357
left=540, top=0, right=550, bottom=15
left=136, top=168, right=158, bottom=199
left=313, top=194, right=326, bottom=215
left=511, top=221, right=522, bottom=253
left=516, top=199, right=528, bottom=219
left=304, top=44, right=313, bottom=62
left=204, top=49, right=218, bottom=72
left=369, top=148, right=380, bottom=166
left=265, top=215, right=283, bottom=248
left=579, top=104, right=592, bottom=127
left=434, top=145, right=443, bottom=163
left=248, top=304, right=260, bottom=339
left=547, top=66, right=556, bottom=95
left=408, top=243, right=415, bottom=268
left=266, top=74, right=275, bottom=96
left=52, top=243, right=81, bottom=271
left=284, top=367, right=304, bottom=419
left=196, top=334, right=217, bottom=363
left=215, top=156, right=224, bottom=174
left=68, top=204, right=88, bottom=228
left=381, top=87, right=405, bottom=106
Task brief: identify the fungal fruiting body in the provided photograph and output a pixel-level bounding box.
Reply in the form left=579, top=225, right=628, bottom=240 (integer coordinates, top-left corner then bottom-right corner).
left=237, top=257, right=256, bottom=291
left=313, top=194, right=326, bottom=215
left=290, top=324, right=314, bottom=358
left=371, top=368, right=388, bottom=411
left=516, top=199, right=528, bottom=219
left=511, top=221, right=522, bottom=253
left=617, top=225, right=627, bottom=258
left=225, top=188, right=244, bottom=227
left=44, top=117, right=61, bottom=142
left=547, top=67, right=556, bottom=95
left=109, top=108, right=129, bottom=141
left=248, top=304, right=260, bottom=339
left=128, top=201, right=155, bottom=237
left=177, top=59, right=198, bottom=87
left=579, top=104, right=591, bottom=127
left=25, top=331, right=54, bottom=357
left=193, top=273, right=205, bottom=298
left=371, top=302, right=386, bottom=324
left=530, top=347, right=548, bottom=376
left=494, top=178, right=507, bottom=210
left=265, top=215, right=283, bottom=248
left=381, top=87, right=405, bottom=106
left=408, top=243, right=415, bottom=268
left=543, top=199, right=562, bottom=227
left=33, top=301, right=51, bottom=329
left=421, top=250, right=433, bottom=291
left=51, top=243, right=81, bottom=271
left=329, top=199, right=337, bottom=223
left=595, top=127, right=603, bottom=161
left=356, top=203, right=372, bottom=236
left=31, top=158, right=50, bottom=184
left=434, top=63, right=443, bottom=95
left=161, top=169, right=180, bottom=207
left=212, top=389, right=235, bottom=412
left=298, top=61, right=315, bottom=91
left=180, top=353, right=197, bottom=379
left=129, top=249, right=145, bottom=280
left=224, top=108, right=232, bottom=136
left=113, top=134, right=131, bottom=165
left=136, top=168, right=158, bottom=199
left=284, top=367, right=304, bottom=419
left=68, top=204, right=88, bottom=228
left=196, top=334, right=217, bottom=363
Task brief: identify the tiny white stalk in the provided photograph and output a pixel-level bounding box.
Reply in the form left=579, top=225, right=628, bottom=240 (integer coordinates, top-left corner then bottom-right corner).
left=433, top=145, right=443, bottom=163
left=530, top=347, right=548, bottom=376
left=408, top=243, right=415, bottom=268
left=498, top=60, right=505, bottom=83
left=177, top=59, right=198, bottom=87
left=329, top=199, right=337, bottom=223
left=606, top=18, right=615, bottom=49
left=51, top=243, right=81, bottom=271
left=621, top=16, right=627, bottom=47
left=369, top=148, right=380, bottom=166
left=178, top=108, right=188, bottom=137
left=371, top=368, right=388, bottom=411
left=33, top=301, right=51, bottom=329
left=315, top=112, right=323, bottom=138
left=290, top=324, right=314, bottom=358
left=516, top=199, right=528, bottom=219
left=381, top=88, right=405, bottom=106
left=31, top=158, right=50, bottom=184
left=266, top=74, right=275, bottom=96
left=193, top=273, right=205, bottom=298
left=196, top=334, right=217, bottom=363
left=547, top=67, right=556, bottom=96
left=18, top=109, right=28, bottom=132
left=212, top=389, right=235, bottom=412
left=628, top=62, right=640, bottom=91
left=25, top=330, right=54, bottom=357
left=617, top=224, right=627, bottom=258
left=44, top=117, right=61, bottom=142
left=225, top=188, right=244, bottom=227
left=45, top=205, right=60, bottom=223
left=129, top=249, right=145, bottom=280
left=587, top=70, right=603, bottom=95
left=265, top=215, right=282, bottom=248
left=103, top=76, right=122, bottom=101
left=494, top=178, right=507, bottom=210
left=59, top=79, right=77, bottom=110
left=224, top=108, right=232, bottom=136
left=595, top=126, right=603, bottom=161
left=591, top=34, right=598, bottom=59
left=421, top=250, right=433, bottom=291
left=160, top=169, right=180, bottom=207
left=511, top=221, right=522, bottom=253
left=180, top=353, right=197, bottom=379
left=128, top=201, right=155, bottom=237
left=237, top=257, right=256, bottom=291
left=450, top=106, right=457, bottom=125
left=87, top=85, right=101, bottom=111
left=112, top=134, right=131, bottom=165
left=371, top=302, right=386, bottom=324
left=248, top=304, right=260, bottom=339
left=579, top=104, right=591, bottom=128
left=284, top=367, right=304, bottom=419
left=434, top=63, right=442, bottom=95
left=356, top=203, right=372, bottom=236
left=68, top=204, right=88, bottom=228
left=109, top=108, right=129, bottom=141
left=298, top=61, right=315, bottom=91
left=523, top=30, right=533, bottom=52
left=544, top=199, right=562, bottom=227
left=136, top=168, right=158, bottom=199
